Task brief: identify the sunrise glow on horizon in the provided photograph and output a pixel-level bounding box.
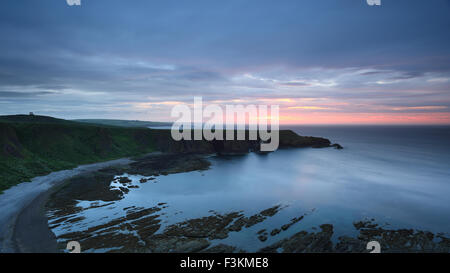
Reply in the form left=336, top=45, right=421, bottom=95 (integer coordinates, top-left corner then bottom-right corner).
left=129, top=97, right=450, bottom=125
left=1, top=1, right=449, bottom=125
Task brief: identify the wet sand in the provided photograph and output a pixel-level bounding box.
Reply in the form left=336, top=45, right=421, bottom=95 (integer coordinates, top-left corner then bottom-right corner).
left=0, top=156, right=138, bottom=253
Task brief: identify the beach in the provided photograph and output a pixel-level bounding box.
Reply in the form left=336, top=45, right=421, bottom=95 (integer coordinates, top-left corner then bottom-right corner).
left=0, top=157, right=134, bottom=252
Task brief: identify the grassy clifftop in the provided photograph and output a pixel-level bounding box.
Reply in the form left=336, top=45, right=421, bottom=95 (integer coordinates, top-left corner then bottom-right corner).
left=0, top=115, right=335, bottom=193
left=0, top=115, right=156, bottom=192
left=75, top=119, right=171, bottom=128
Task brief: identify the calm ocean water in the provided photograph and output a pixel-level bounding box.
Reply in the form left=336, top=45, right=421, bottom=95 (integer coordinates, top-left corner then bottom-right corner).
left=49, top=126, right=450, bottom=252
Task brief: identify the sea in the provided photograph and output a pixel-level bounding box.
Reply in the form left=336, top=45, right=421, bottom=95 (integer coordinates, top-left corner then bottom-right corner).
left=48, top=125, right=450, bottom=252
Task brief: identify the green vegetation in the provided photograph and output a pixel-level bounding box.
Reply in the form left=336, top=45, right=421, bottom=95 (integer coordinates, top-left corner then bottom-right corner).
left=74, top=119, right=171, bottom=128
left=0, top=115, right=334, bottom=193
left=0, top=115, right=156, bottom=192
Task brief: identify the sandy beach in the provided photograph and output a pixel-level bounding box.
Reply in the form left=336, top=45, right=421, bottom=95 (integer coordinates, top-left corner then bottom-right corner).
left=0, top=157, right=135, bottom=253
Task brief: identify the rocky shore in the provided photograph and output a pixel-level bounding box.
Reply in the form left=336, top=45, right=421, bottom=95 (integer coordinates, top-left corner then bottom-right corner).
left=40, top=153, right=449, bottom=253
left=2, top=126, right=341, bottom=253
left=6, top=127, right=448, bottom=254
left=260, top=219, right=450, bottom=253
left=47, top=198, right=450, bottom=253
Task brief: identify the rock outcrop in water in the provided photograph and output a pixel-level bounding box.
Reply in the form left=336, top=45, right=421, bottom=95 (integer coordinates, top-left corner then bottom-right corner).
left=149, top=129, right=335, bottom=155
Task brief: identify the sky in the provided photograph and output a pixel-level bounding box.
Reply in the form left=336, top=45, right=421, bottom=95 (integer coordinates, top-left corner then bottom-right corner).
left=1, top=0, right=450, bottom=124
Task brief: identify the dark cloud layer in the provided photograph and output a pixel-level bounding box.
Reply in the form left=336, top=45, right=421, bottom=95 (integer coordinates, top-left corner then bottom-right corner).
left=0, top=91, right=55, bottom=98
left=0, top=0, right=449, bottom=122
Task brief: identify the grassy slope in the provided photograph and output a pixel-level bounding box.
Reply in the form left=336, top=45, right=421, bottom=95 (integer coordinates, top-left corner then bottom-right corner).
left=0, top=115, right=156, bottom=192
left=74, top=119, right=171, bottom=128
left=0, top=115, right=332, bottom=193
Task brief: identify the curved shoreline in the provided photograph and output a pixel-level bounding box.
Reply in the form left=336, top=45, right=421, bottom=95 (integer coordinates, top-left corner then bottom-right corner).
left=4, top=150, right=449, bottom=253
left=0, top=156, right=137, bottom=253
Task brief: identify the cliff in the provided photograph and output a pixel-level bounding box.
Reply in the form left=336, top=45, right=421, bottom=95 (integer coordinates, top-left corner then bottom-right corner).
left=0, top=115, right=338, bottom=192
left=148, top=129, right=333, bottom=154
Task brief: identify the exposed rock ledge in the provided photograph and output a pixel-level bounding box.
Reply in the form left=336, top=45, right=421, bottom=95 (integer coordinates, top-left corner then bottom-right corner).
left=150, top=129, right=341, bottom=155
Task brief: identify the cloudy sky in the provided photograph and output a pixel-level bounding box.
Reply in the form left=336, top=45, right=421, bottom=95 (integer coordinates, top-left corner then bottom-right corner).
left=1, top=0, right=450, bottom=124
